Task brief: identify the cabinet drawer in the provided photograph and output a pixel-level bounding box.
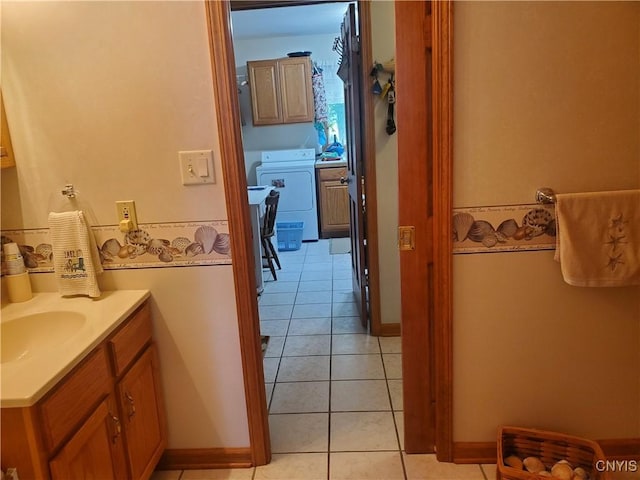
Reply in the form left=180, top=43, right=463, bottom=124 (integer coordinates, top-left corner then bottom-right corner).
left=39, top=346, right=111, bottom=452
left=109, top=302, right=152, bottom=377
left=319, top=166, right=347, bottom=181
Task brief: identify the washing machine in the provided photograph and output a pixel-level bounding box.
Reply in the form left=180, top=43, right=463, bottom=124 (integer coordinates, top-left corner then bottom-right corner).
left=256, top=148, right=319, bottom=241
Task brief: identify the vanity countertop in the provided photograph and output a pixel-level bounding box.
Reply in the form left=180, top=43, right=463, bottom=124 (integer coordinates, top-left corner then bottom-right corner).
left=1, top=290, right=150, bottom=408
left=315, top=158, right=347, bottom=169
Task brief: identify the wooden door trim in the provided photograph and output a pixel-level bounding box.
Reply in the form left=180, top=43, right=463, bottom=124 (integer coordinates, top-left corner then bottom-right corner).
left=432, top=1, right=454, bottom=461
left=396, top=0, right=454, bottom=461
left=358, top=1, right=383, bottom=337
left=204, top=0, right=270, bottom=466
left=396, top=0, right=434, bottom=454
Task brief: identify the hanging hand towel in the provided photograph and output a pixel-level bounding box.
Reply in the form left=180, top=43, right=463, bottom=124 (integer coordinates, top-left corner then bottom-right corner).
left=48, top=211, right=103, bottom=297
left=554, top=190, right=640, bottom=287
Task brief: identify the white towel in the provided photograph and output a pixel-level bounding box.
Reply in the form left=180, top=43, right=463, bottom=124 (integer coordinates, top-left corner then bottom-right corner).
left=48, top=211, right=103, bottom=297
left=555, top=190, right=640, bottom=287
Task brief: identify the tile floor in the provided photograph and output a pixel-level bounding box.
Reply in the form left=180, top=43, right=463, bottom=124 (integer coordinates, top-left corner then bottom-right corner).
left=152, top=240, right=492, bottom=479
left=152, top=240, right=639, bottom=480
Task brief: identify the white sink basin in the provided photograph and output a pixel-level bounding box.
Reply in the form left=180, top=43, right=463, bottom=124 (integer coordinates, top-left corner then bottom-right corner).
left=1, top=311, right=87, bottom=364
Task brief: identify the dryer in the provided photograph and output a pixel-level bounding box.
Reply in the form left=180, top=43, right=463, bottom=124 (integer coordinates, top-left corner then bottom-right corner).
left=255, top=148, right=319, bottom=241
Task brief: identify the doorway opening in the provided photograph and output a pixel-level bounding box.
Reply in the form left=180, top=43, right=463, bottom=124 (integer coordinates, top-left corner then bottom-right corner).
left=205, top=0, right=453, bottom=468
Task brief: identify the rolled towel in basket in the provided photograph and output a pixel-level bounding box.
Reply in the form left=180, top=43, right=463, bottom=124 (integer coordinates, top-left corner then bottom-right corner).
left=48, top=211, right=103, bottom=297
left=555, top=189, right=640, bottom=287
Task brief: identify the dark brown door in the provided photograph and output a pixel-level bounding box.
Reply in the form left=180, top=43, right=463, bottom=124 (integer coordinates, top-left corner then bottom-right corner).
left=338, top=3, right=368, bottom=328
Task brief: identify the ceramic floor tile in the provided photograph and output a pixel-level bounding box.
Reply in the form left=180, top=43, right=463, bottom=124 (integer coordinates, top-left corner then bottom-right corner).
left=301, top=270, right=333, bottom=281
left=306, top=242, right=330, bottom=254
left=332, top=279, right=353, bottom=291
left=295, top=290, right=333, bottom=304
left=332, top=254, right=351, bottom=265
left=151, top=471, right=181, bottom=480
left=331, top=380, right=391, bottom=412
left=288, top=318, right=332, bottom=335
left=331, top=354, right=385, bottom=380
left=330, top=411, right=399, bottom=451
left=259, top=304, right=293, bottom=320
left=254, top=453, right=328, bottom=480
left=331, top=269, right=353, bottom=280
left=332, top=334, right=381, bottom=354
left=305, top=254, right=332, bottom=263
left=388, top=379, right=403, bottom=411
left=330, top=452, right=405, bottom=480
left=259, top=292, right=297, bottom=306
left=181, top=468, right=254, bottom=479
left=303, top=262, right=333, bottom=272
left=276, top=355, right=330, bottom=382
left=263, top=357, right=280, bottom=383
left=332, top=291, right=355, bottom=303
left=262, top=281, right=299, bottom=293
left=481, top=464, right=496, bottom=480
left=271, top=271, right=302, bottom=282
left=379, top=336, right=402, bottom=353
left=260, top=320, right=289, bottom=337
left=279, top=254, right=305, bottom=264
left=394, top=411, right=404, bottom=450
left=403, top=453, right=485, bottom=480
left=269, top=413, right=329, bottom=453
left=332, top=316, right=367, bottom=334
left=283, top=335, right=331, bottom=356
left=264, top=336, right=285, bottom=358
left=292, top=303, right=332, bottom=319
left=332, top=302, right=359, bottom=317
left=265, top=382, right=274, bottom=407
left=383, top=353, right=403, bottom=379
left=298, top=280, right=332, bottom=292
left=270, top=381, right=329, bottom=413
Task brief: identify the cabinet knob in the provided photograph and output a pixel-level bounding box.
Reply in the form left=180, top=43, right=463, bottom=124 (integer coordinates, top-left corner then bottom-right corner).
left=340, top=177, right=351, bottom=184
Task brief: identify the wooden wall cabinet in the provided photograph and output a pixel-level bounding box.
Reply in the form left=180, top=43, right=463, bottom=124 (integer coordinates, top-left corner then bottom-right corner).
left=317, top=166, right=350, bottom=237
left=1, top=301, right=167, bottom=480
left=247, top=56, right=314, bottom=126
left=1, top=91, right=16, bottom=169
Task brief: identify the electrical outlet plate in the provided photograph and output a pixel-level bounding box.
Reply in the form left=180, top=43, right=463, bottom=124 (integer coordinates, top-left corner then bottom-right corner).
left=116, top=200, right=138, bottom=232
left=179, top=150, right=215, bottom=185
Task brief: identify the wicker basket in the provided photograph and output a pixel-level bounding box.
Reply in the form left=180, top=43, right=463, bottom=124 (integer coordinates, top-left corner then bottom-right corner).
left=497, top=426, right=611, bottom=480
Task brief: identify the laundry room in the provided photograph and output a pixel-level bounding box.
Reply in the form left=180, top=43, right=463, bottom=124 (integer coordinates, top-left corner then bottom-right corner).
left=232, top=3, right=347, bottom=185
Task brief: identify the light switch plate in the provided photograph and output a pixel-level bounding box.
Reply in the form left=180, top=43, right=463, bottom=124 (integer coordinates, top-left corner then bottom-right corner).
left=179, top=150, right=215, bottom=185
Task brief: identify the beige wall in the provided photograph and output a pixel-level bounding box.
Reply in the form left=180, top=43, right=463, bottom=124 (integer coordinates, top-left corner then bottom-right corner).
left=371, top=0, right=400, bottom=325
left=453, top=1, right=640, bottom=441
left=1, top=1, right=250, bottom=448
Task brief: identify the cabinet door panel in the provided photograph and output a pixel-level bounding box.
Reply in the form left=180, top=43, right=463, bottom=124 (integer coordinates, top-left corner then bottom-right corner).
left=40, top=346, right=111, bottom=452
left=248, top=60, right=282, bottom=125
left=49, top=397, right=127, bottom=480
left=279, top=57, right=314, bottom=123
left=118, top=345, right=166, bottom=480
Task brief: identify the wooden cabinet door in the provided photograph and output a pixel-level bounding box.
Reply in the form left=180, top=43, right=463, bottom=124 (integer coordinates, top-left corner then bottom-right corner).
left=320, top=180, right=350, bottom=233
left=247, top=59, right=282, bottom=125
left=49, top=397, right=127, bottom=480
left=318, top=167, right=350, bottom=236
left=279, top=57, right=314, bottom=124
left=117, top=345, right=166, bottom=480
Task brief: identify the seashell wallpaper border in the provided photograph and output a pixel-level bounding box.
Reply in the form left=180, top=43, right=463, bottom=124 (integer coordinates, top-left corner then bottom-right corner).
left=453, top=204, right=556, bottom=254
left=1, top=220, right=232, bottom=274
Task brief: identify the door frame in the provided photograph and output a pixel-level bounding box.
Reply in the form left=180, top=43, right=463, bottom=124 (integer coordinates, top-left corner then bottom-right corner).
left=396, top=1, right=454, bottom=459
left=204, top=0, right=453, bottom=465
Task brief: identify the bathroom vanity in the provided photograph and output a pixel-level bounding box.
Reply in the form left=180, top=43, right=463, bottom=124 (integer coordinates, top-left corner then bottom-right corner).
left=1, top=291, right=166, bottom=480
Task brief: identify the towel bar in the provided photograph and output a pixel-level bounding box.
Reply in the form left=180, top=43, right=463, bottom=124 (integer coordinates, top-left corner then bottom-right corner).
left=536, top=187, right=556, bottom=204
left=61, top=184, right=76, bottom=198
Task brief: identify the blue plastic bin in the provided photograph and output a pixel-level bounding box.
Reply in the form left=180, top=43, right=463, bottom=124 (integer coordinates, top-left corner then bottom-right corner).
left=276, top=222, right=304, bottom=251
